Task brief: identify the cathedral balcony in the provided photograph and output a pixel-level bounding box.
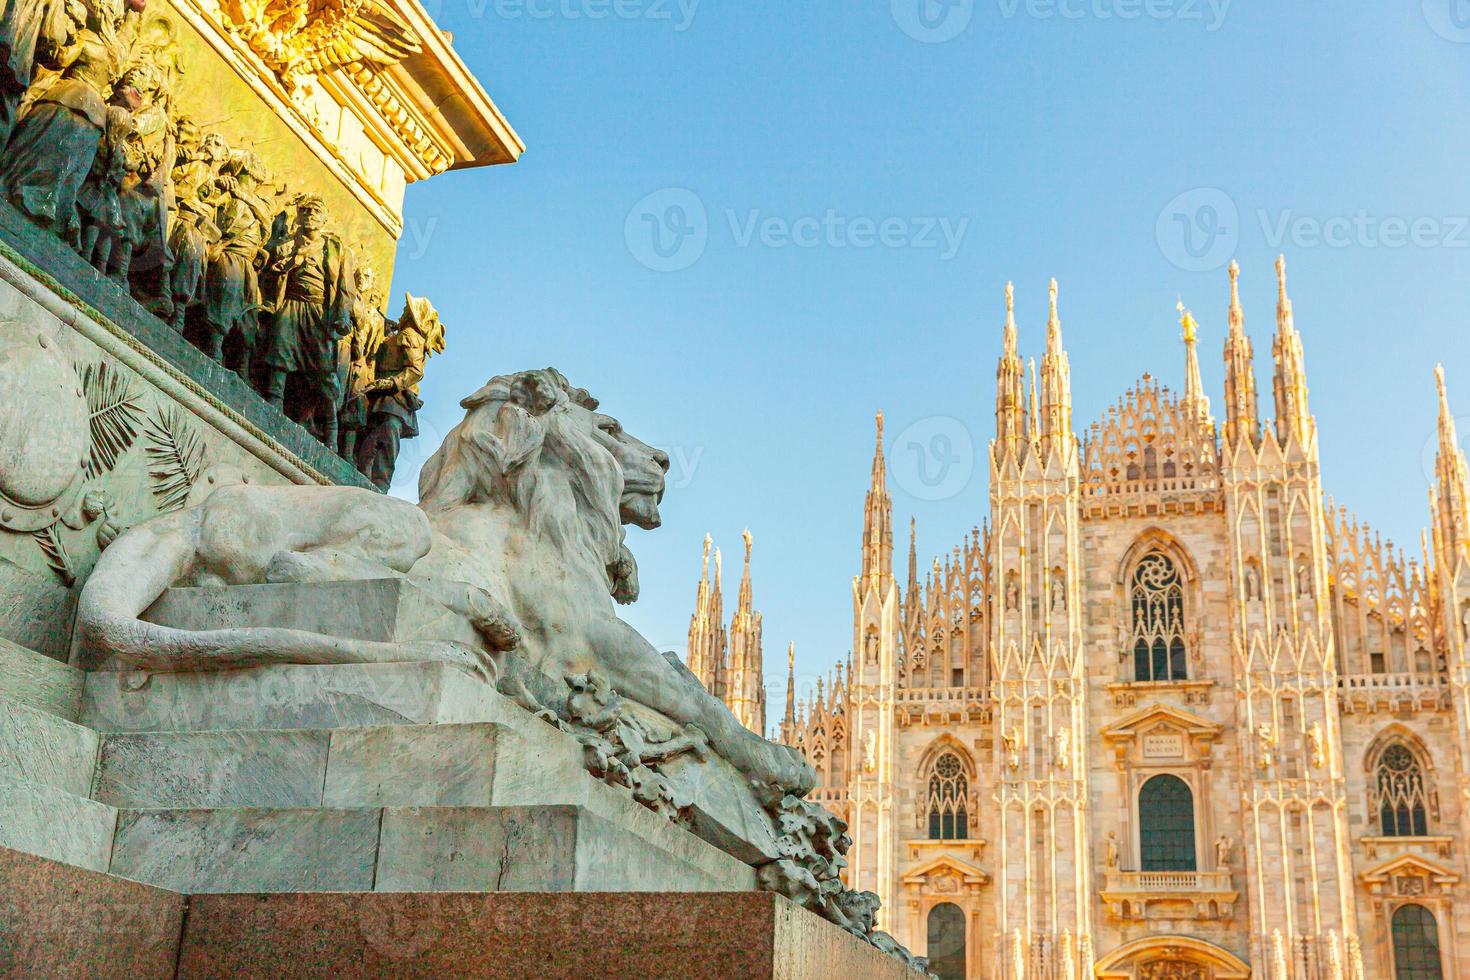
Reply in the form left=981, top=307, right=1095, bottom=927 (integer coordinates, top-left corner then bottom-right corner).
left=895, top=686, right=991, bottom=726
left=1100, top=869, right=1238, bottom=922
left=1337, top=672, right=1448, bottom=714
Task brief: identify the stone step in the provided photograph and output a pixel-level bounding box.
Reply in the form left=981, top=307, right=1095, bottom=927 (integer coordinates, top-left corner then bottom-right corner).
left=92, top=719, right=754, bottom=890
left=0, top=635, right=83, bottom=721
left=94, top=721, right=533, bottom=810
left=0, top=694, right=99, bottom=796
left=108, top=804, right=745, bottom=895
left=81, top=660, right=500, bottom=734
left=0, top=772, right=116, bottom=873
left=80, top=660, right=780, bottom=870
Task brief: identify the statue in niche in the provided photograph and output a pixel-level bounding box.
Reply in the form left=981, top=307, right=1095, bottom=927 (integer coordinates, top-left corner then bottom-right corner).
left=0, top=0, right=84, bottom=148
left=1052, top=726, right=1070, bottom=769
left=1005, top=572, right=1019, bottom=611
left=1050, top=571, right=1065, bottom=612
left=337, top=260, right=386, bottom=462
left=199, top=149, right=273, bottom=371
left=1244, top=564, right=1260, bottom=602
left=1215, top=834, right=1233, bottom=869
left=1255, top=723, right=1276, bottom=769
left=256, top=193, right=356, bottom=446
left=0, top=0, right=131, bottom=236
left=1002, top=727, right=1022, bottom=770
left=355, top=291, right=441, bottom=490
left=1105, top=831, right=1119, bottom=869
left=1308, top=721, right=1326, bottom=769
left=77, top=367, right=816, bottom=794
left=1461, top=602, right=1470, bottom=644
left=1296, top=563, right=1311, bottom=597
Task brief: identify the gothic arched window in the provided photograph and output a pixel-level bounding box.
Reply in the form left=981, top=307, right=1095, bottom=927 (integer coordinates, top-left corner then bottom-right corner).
left=1138, top=774, right=1196, bottom=871
left=1376, top=744, right=1430, bottom=837
left=1392, top=904, right=1444, bottom=979
left=1130, top=552, right=1188, bottom=682
left=926, top=753, right=968, bottom=840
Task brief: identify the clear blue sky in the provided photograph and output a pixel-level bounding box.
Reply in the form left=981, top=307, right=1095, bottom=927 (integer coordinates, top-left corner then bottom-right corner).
left=388, top=0, right=1470, bottom=710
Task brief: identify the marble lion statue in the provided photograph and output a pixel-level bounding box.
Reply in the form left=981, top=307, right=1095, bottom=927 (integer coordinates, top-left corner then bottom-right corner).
left=78, top=368, right=815, bottom=794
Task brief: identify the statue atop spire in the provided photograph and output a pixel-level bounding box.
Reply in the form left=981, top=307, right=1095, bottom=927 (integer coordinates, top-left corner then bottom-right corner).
left=1433, top=365, right=1470, bottom=560
left=1178, top=299, right=1209, bottom=422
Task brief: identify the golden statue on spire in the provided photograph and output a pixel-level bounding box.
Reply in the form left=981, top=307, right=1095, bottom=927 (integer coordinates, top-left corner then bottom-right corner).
left=1177, top=299, right=1198, bottom=344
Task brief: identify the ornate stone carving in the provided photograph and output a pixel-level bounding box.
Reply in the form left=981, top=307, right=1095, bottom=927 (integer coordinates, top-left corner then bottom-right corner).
left=215, top=0, right=420, bottom=90
left=142, top=404, right=205, bottom=511
left=0, top=9, right=441, bottom=470
left=1140, top=961, right=1206, bottom=980
left=79, top=368, right=814, bottom=794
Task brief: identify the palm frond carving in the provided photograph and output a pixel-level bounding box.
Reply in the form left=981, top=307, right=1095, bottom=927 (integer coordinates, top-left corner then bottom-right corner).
left=143, top=407, right=206, bottom=512
left=81, top=362, right=144, bottom=478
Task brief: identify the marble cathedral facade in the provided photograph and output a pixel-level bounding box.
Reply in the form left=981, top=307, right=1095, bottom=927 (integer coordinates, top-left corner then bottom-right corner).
left=777, top=260, right=1470, bottom=980
left=687, top=531, right=767, bottom=736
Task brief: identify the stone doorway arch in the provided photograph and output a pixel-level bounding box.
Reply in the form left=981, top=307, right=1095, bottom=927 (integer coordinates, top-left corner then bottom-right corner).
left=1094, top=936, right=1251, bottom=979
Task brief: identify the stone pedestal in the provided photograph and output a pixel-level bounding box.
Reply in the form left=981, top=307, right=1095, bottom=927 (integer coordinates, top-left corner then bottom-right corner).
left=0, top=845, right=918, bottom=979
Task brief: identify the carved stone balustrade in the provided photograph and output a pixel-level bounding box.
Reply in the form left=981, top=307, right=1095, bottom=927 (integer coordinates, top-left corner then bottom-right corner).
left=1337, top=672, right=1448, bottom=714
left=1100, top=869, right=1238, bottom=921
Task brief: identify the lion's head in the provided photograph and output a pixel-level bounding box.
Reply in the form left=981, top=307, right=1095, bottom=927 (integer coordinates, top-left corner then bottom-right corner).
left=416, top=368, right=666, bottom=597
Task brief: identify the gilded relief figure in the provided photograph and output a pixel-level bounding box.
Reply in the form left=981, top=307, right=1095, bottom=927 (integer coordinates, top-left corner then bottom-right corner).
left=199, top=149, right=272, bottom=369
left=0, top=0, right=85, bottom=146
left=257, top=193, right=356, bottom=448
left=356, top=291, right=442, bottom=491
left=337, top=259, right=385, bottom=462
left=0, top=0, right=130, bottom=237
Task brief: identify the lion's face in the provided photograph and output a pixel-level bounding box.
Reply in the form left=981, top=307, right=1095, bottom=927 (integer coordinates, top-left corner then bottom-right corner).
left=593, top=412, right=668, bottom=530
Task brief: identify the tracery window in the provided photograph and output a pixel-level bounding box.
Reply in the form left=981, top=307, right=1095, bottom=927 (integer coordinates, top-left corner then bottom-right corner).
left=926, top=752, right=968, bottom=840
left=1130, top=552, right=1188, bottom=682
left=1392, top=904, right=1444, bottom=980
left=1375, top=744, right=1430, bottom=837
left=1138, top=774, right=1196, bottom=871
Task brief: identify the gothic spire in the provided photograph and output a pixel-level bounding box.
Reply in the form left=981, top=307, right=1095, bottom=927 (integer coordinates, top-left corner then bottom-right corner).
left=1039, top=278, right=1074, bottom=455
left=1222, top=260, right=1259, bottom=447
left=860, top=412, right=893, bottom=585
left=780, top=642, right=796, bottom=743
left=1271, top=255, right=1313, bottom=447
left=725, top=528, right=764, bottom=735
left=686, top=534, right=727, bottom=696
left=1434, top=365, right=1470, bottom=559
left=995, top=281, right=1026, bottom=453
left=1027, top=357, right=1040, bottom=440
